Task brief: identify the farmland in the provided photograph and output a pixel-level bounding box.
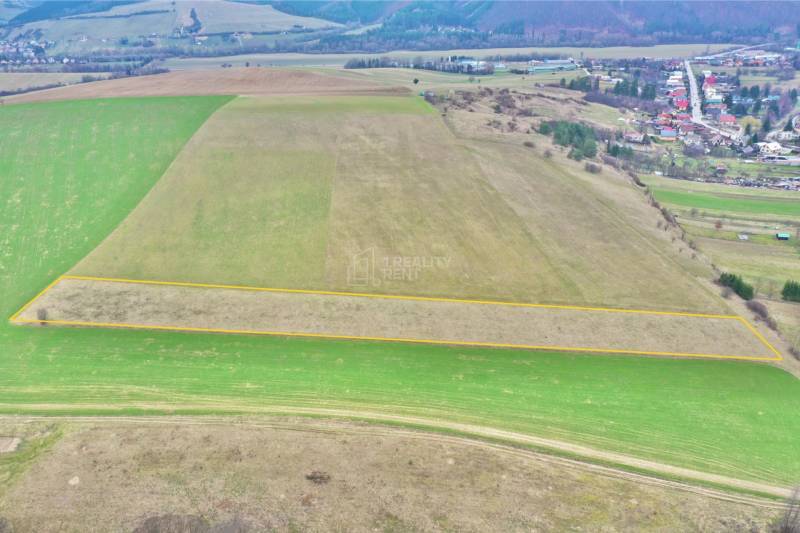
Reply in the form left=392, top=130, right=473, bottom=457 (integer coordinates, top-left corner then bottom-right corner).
left=651, top=188, right=800, bottom=217
left=68, top=93, right=725, bottom=313
left=643, top=174, right=800, bottom=292
left=642, top=174, right=800, bottom=350
left=160, top=43, right=741, bottom=70
left=3, top=68, right=406, bottom=105
left=0, top=72, right=109, bottom=93
left=2, top=91, right=800, bottom=496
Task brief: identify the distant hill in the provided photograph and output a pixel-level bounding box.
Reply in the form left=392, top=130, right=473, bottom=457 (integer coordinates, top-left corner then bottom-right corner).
left=275, top=0, right=800, bottom=48
left=4, top=0, right=800, bottom=55
left=257, top=1, right=403, bottom=24
left=3, top=0, right=340, bottom=53
left=7, top=1, right=138, bottom=26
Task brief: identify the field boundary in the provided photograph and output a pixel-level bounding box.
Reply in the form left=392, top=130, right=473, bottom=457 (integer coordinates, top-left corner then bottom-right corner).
left=10, top=274, right=783, bottom=362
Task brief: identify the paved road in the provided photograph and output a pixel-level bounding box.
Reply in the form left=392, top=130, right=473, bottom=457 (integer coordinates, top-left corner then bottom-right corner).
left=684, top=59, right=741, bottom=143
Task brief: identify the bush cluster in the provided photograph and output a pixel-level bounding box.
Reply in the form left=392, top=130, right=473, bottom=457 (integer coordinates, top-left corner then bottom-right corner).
left=782, top=280, right=800, bottom=302
left=745, top=300, right=777, bottom=330
left=719, top=272, right=754, bottom=300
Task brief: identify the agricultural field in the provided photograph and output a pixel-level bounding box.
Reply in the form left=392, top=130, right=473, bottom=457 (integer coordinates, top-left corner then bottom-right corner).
left=0, top=72, right=109, bottom=93
left=643, top=174, right=800, bottom=288
left=66, top=92, right=723, bottom=314
left=160, top=43, right=740, bottom=70
left=3, top=68, right=406, bottom=105
left=1, top=70, right=799, bottom=526
left=642, top=174, right=800, bottom=348
left=318, top=66, right=586, bottom=92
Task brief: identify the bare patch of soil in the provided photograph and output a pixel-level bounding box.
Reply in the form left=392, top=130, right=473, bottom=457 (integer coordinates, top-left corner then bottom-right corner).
left=0, top=438, right=20, bottom=454
left=4, top=68, right=407, bottom=105
left=0, top=417, right=782, bottom=532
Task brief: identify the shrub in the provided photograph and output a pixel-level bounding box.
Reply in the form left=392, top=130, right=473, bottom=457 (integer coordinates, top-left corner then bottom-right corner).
left=523, top=141, right=535, bottom=148
left=568, top=147, right=584, bottom=161
left=791, top=346, right=800, bottom=361
left=746, top=300, right=777, bottom=330
left=584, top=162, right=602, bottom=174
left=628, top=171, right=645, bottom=187
left=719, top=272, right=754, bottom=300
left=782, top=280, right=800, bottom=302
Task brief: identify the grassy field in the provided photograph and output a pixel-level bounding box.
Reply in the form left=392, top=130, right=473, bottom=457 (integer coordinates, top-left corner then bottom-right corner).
left=0, top=420, right=781, bottom=531
left=161, top=44, right=740, bottom=70
left=0, top=96, right=232, bottom=328
left=324, top=67, right=586, bottom=91
left=643, top=174, right=800, bottom=335
left=71, top=94, right=723, bottom=312
left=3, top=96, right=800, bottom=489
left=652, top=189, right=800, bottom=217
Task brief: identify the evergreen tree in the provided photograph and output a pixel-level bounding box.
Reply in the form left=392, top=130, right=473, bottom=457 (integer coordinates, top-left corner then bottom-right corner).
left=783, top=280, right=800, bottom=302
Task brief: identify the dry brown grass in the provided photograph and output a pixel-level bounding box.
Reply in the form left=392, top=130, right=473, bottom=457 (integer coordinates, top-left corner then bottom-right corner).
left=17, top=277, right=775, bottom=359
left=3, top=68, right=407, bottom=104
left=0, top=418, right=781, bottom=532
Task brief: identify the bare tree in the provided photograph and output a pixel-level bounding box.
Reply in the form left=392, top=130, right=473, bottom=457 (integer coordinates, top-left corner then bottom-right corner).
left=778, top=486, right=800, bottom=533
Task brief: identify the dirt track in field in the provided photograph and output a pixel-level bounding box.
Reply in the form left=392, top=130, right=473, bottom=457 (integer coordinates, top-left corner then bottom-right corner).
left=16, top=277, right=777, bottom=360
left=3, top=68, right=407, bottom=104
left=0, top=415, right=784, bottom=532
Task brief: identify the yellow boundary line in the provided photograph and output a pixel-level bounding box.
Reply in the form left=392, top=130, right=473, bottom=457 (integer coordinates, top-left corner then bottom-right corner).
left=10, top=275, right=783, bottom=362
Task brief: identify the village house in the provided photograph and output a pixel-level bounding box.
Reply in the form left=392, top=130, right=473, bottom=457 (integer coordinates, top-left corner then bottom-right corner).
left=659, top=127, right=677, bottom=141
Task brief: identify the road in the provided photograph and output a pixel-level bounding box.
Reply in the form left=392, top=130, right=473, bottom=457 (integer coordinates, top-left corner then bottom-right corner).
left=684, top=59, right=704, bottom=123
left=684, top=59, right=741, bottom=143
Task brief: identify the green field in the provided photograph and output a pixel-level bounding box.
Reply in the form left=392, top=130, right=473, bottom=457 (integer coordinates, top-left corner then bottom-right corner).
left=652, top=189, right=800, bottom=217
left=2, top=96, right=800, bottom=488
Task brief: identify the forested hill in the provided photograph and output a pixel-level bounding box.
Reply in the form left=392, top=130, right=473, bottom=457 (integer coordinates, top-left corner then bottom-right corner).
left=267, top=0, right=800, bottom=49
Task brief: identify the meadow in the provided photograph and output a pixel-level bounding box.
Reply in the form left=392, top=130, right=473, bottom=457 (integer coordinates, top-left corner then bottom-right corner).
left=70, top=94, right=724, bottom=313
left=643, top=174, right=800, bottom=346
left=325, top=67, right=586, bottom=91
left=161, top=43, right=740, bottom=70
left=2, top=96, right=800, bottom=490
